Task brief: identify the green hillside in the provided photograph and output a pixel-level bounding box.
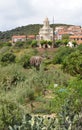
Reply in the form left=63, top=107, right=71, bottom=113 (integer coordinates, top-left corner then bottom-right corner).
left=0, top=23, right=72, bottom=42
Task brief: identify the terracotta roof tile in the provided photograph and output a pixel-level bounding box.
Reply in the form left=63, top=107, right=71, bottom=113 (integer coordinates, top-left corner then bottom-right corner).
left=12, top=35, right=26, bottom=38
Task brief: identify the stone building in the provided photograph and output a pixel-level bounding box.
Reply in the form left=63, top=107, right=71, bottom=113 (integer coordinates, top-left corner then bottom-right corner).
left=36, top=17, right=53, bottom=41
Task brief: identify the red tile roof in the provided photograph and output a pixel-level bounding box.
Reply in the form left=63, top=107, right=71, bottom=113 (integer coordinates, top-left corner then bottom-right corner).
left=27, top=35, right=35, bottom=38
left=70, top=35, right=82, bottom=38
left=12, top=35, right=26, bottom=38
left=58, top=31, right=69, bottom=35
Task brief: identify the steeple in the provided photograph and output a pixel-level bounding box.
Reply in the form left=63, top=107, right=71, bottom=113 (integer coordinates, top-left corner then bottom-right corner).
left=43, top=17, right=49, bottom=27
left=37, top=17, right=53, bottom=42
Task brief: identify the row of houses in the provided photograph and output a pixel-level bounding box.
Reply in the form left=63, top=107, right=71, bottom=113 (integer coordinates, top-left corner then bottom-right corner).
left=12, top=35, right=36, bottom=43
left=12, top=18, right=82, bottom=45
left=55, top=25, right=82, bottom=44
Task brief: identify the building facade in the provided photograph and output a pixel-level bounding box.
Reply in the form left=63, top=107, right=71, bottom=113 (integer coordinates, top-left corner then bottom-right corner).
left=12, top=35, right=36, bottom=43
left=70, top=35, right=82, bottom=44
left=55, top=25, right=82, bottom=40
left=36, top=17, right=53, bottom=41
left=12, top=35, right=26, bottom=43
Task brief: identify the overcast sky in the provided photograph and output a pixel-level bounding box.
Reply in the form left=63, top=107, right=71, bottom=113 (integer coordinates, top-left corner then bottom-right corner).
left=0, top=0, right=82, bottom=31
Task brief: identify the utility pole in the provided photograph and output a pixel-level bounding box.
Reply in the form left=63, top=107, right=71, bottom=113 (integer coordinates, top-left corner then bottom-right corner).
left=52, top=16, right=55, bottom=48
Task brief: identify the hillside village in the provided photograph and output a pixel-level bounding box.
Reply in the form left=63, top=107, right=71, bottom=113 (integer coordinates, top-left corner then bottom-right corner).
left=0, top=17, right=82, bottom=46
left=11, top=17, right=82, bottom=47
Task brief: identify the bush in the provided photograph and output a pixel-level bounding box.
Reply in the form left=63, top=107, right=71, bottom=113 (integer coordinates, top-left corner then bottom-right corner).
left=0, top=99, right=23, bottom=129
left=77, top=44, right=82, bottom=51
left=55, top=40, right=63, bottom=47
left=0, top=64, right=26, bottom=90
left=62, top=50, right=82, bottom=77
left=15, top=41, right=24, bottom=48
left=72, top=41, right=77, bottom=46
left=1, top=52, right=16, bottom=64
left=31, top=40, right=37, bottom=47
left=47, top=40, right=52, bottom=45
left=40, top=40, right=47, bottom=46
left=53, top=46, right=75, bottom=64
left=17, top=54, right=31, bottom=69
left=0, top=46, right=10, bottom=54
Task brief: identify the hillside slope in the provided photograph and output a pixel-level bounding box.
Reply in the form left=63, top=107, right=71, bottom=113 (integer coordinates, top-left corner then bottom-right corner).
left=0, top=23, right=72, bottom=42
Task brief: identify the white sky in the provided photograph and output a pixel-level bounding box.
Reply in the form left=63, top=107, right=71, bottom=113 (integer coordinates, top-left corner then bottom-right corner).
left=0, top=0, right=82, bottom=31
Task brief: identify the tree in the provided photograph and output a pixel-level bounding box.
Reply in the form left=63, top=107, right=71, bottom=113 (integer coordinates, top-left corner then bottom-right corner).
left=55, top=40, right=63, bottom=47
left=62, top=34, right=69, bottom=40
left=72, top=41, right=77, bottom=47
left=40, top=40, right=48, bottom=46
left=77, top=44, right=82, bottom=51
left=18, top=54, right=31, bottom=69
left=53, top=46, right=74, bottom=64
left=15, top=41, right=24, bottom=48
left=63, top=39, right=69, bottom=46
left=31, top=40, right=37, bottom=47
left=47, top=40, right=52, bottom=45
left=62, top=50, right=82, bottom=77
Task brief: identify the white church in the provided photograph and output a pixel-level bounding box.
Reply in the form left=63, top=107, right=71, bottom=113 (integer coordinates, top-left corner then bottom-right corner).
left=36, top=17, right=53, bottom=47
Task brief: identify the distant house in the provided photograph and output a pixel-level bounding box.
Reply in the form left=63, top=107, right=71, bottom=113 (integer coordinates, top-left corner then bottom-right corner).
left=27, top=35, right=36, bottom=40
left=70, top=35, right=82, bottom=45
left=55, top=25, right=82, bottom=40
left=12, top=35, right=36, bottom=43
left=12, top=35, right=27, bottom=43
left=56, top=31, right=70, bottom=40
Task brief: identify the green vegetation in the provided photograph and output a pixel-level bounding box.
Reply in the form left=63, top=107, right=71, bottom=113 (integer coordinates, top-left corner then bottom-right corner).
left=62, top=50, right=82, bottom=77
left=1, top=52, right=16, bottom=65
left=0, top=38, right=81, bottom=129
left=53, top=46, right=75, bottom=64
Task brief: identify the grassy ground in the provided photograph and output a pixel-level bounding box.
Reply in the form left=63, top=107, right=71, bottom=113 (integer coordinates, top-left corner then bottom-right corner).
left=0, top=46, right=73, bottom=115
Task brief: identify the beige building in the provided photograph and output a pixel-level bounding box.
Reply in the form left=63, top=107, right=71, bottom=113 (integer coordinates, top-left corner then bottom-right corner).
left=12, top=35, right=26, bottom=43
left=70, top=35, right=82, bottom=45
left=36, top=17, right=53, bottom=41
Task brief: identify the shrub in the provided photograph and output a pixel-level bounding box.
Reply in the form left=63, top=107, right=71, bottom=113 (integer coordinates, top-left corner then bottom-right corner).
left=1, top=52, right=16, bottom=64
left=77, top=44, right=82, bottom=51
left=0, top=64, right=26, bottom=91
left=15, top=41, right=24, bottom=48
left=17, top=54, right=31, bottom=69
left=55, top=40, right=63, bottom=47
left=0, top=99, right=23, bottom=129
left=62, top=50, right=82, bottom=77
left=47, top=40, right=52, bottom=45
left=0, top=46, right=10, bottom=54
left=31, top=40, right=37, bottom=47
left=53, top=46, right=75, bottom=64
left=40, top=40, right=47, bottom=46
left=26, top=39, right=32, bottom=45
left=62, top=39, right=69, bottom=45
left=72, top=41, right=77, bottom=46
